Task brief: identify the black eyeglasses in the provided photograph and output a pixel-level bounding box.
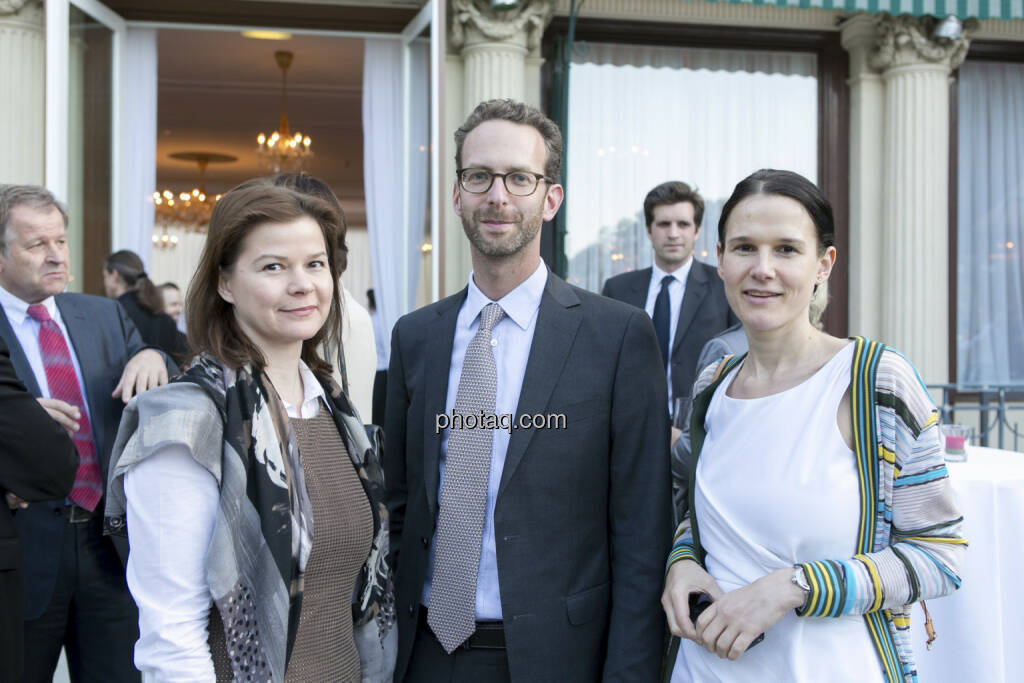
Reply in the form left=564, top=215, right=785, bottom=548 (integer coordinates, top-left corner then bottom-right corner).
left=456, top=168, right=553, bottom=196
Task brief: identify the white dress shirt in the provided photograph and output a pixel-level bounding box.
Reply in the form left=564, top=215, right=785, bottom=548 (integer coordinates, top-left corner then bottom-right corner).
left=643, top=259, right=693, bottom=407
left=125, top=361, right=326, bottom=682
left=421, top=260, right=547, bottom=621
left=0, top=283, right=93, bottom=421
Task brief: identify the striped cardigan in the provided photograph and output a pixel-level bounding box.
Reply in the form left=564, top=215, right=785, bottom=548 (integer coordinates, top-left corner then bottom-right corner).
left=667, top=337, right=966, bottom=683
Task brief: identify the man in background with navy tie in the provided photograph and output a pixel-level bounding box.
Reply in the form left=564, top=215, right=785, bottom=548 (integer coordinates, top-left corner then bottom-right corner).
left=602, top=181, right=736, bottom=417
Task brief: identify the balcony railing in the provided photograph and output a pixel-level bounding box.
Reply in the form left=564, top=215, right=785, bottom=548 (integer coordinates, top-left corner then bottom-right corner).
left=928, top=384, right=1024, bottom=452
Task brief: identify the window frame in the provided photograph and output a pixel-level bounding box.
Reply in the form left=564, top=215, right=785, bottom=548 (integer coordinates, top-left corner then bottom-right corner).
left=949, top=40, right=1024, bottom=399
left=540, top=18, right=849, bottom=336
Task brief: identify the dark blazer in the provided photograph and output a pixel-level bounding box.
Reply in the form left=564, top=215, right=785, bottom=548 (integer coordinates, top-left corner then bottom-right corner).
left=601, top=261, right=738, bottom=402
left=0, top=293, right=149, bottom=620
left=0, top=336, right=78, bottom=683
left=116, top=292, right=188, bottom=362
left=386, top=272, right=671, bottom=682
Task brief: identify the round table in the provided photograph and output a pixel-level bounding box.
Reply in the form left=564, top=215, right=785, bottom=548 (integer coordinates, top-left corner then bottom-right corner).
left=910, top=446, right=1024, bottom=682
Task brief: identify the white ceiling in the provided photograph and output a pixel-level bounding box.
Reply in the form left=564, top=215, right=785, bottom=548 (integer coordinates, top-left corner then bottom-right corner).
left=156, top=29, right=367, bottom=222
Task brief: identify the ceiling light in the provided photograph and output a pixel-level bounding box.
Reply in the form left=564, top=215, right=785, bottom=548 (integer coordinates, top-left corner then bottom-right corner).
left=242, top=30, right=292, bottom=41
left=256, top=51, right=313, bottom=173
left=153, top=151, right=236, bottom=233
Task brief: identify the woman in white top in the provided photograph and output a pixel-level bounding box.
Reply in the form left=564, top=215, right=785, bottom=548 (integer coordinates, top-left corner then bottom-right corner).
left=105, top=180, right=395, bottom=682
left=661, top=169, right=965, bottom=682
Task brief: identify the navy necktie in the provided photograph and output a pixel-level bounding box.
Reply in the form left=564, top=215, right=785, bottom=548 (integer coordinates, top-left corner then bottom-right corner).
left=652, top=275, right=673, bottom=369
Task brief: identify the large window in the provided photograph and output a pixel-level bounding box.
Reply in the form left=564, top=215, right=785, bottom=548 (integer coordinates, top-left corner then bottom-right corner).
left=956, top=59, right=1024, bottom=385
left=564, top=42, right=818, bottom=292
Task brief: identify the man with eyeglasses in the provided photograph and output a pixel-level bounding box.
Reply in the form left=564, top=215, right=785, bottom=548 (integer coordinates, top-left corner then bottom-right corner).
left=385, top=99, right=670, bottom=682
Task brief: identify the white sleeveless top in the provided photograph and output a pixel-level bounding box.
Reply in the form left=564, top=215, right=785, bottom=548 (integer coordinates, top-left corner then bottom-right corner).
left=672, top=342, right=883, bottom=683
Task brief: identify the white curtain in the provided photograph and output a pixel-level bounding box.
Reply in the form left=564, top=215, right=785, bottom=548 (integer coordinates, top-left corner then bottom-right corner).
left=362, top=38, right=428, bottom=364
left=565, top=42, right=818, bottom=293
left=115, top=28, right=157, bottom=268
left=957, top=61, right=1024, bottom=385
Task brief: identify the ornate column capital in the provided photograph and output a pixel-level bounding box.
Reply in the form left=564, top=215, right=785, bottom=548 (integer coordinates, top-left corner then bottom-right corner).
left=870, top=13, right=978, bottom=72
left=449, top=0, right=554, bottom=54
left=0, top=0, right=36, bottom=16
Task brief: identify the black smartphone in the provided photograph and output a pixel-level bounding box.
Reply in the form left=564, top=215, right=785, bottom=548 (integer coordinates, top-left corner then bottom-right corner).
left=687, top=592, right=765, bottom=650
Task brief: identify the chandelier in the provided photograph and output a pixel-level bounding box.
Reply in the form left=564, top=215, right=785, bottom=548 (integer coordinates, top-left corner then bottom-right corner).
left=152, top=229, right=179, bottom=250
left=152, top=152, right=236, bottom=237
left=256, top=51, right=312, bottom=173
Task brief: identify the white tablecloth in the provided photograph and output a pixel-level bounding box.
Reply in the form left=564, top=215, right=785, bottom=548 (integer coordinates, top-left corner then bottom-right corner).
left=910, top=446, right=1024, bottom=682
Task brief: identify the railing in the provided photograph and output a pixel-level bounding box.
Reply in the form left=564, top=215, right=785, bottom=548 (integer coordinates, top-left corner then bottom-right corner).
left=928, top=384, right=1024, bottom=452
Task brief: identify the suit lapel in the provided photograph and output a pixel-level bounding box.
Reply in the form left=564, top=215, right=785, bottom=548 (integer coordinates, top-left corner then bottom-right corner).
left=422, top=291, right=465, bottom=515
left=671, top=262, right=709, bottom=356
left=0, top=307, right=40, bottom=395
left=625, top=268, right=651, bottom=309
left=498, top=274, right=582, bottom=497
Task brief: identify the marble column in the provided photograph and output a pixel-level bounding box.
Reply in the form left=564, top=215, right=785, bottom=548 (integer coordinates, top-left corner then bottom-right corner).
left=443, top=0, right=553, bottom=294
left=0, top=0, right=45, bottom=185
left=870, top=14, right=975, bottom=385
left=841, top=13, right=886, bottom=342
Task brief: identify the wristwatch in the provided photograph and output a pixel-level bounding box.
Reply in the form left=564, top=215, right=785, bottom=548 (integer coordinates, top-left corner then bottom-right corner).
left=791, top=565, right=811, bottom=595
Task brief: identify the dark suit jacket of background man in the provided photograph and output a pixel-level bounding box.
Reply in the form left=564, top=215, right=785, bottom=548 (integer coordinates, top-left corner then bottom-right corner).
left=0, top=293, right=163, bottom=621
left=601, top=261, right=737, bottom=403
left=386, top=272, right=672, bottom=682
left=0, top=336, right=78, bottom=683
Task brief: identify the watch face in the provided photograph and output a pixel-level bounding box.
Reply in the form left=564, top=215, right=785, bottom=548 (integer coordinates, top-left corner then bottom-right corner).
left=793, top=567, right=810, bottom=592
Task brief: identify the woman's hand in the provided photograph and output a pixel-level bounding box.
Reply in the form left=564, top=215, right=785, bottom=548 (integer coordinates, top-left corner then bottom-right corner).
left=662, top=559, right=725, bottom=641
left=694, top=567, right=805, bottom=660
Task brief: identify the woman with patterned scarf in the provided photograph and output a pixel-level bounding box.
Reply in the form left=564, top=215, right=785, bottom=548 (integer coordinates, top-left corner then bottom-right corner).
left=105, top=179, right=395, bottom=682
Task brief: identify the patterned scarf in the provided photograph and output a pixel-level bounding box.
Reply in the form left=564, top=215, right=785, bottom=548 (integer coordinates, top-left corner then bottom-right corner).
left=106, top=353, right=394, bottom=681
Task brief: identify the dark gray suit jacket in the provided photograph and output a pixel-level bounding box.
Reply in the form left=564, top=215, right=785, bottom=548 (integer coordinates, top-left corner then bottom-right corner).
left=0, top=293, right=161, bottom=620
left=601, top=261, right=738, bottom=403
left=0, top=336, right=78, bottom=681
left=385, top=272, right=671, bottom=682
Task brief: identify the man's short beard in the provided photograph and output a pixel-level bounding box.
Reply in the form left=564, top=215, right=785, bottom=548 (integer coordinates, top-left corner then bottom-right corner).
left=462, top=207, right=542, bottom=258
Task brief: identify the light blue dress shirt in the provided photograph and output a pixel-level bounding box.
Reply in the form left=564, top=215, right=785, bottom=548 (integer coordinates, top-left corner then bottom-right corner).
left=0, top=283, right=93, bottom=422
left=644, top=259, right=692, bottom=409
left=422, top=260, right=547, bottom=620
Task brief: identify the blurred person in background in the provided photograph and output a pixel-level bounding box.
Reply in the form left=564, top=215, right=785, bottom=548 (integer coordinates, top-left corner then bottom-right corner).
left=158, top=282, right=183, bottom=324
left=103, top=250, right=186, bottom=361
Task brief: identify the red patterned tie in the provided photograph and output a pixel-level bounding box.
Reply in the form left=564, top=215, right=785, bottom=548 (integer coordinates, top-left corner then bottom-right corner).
left=26, top=304, right=103, bottom=511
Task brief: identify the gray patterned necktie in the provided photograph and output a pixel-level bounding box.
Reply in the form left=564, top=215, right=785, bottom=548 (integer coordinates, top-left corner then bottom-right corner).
left=428, top=302, right=505, bottom=653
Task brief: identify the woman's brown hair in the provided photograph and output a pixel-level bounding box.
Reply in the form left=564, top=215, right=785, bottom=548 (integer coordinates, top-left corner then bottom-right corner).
left=185, top=178, right=342, bottom=376
left=104, top=250, right=164, bottom=315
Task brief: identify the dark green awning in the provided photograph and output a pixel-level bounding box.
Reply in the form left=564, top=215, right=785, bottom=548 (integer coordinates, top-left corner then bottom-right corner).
left=711, top=0, right=1022, bottom=21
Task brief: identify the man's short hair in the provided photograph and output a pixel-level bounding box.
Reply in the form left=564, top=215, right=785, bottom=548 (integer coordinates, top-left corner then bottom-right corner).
left=454, top=99, right=564, bottom=182
left=642, top=181, right=705, bottom=228
left=0, top=184, right=69, bottom=254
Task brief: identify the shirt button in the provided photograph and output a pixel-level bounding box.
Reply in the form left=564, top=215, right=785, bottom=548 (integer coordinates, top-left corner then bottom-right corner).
left=490, top=338, right=498, bottom=347
left=421, top=536, right=429, bottom=547
left=408, top=603, right=416, bottom=616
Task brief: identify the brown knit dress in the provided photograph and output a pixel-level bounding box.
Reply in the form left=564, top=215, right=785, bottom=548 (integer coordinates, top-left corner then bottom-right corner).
left=284, top=410, right=374, bottom=682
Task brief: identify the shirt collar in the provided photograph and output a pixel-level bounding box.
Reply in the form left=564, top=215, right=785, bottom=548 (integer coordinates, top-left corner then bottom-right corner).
left=464, top=260, right=547, bottom=331
left=282, top=360, right=329, bottom=418
left=0, top=283, right=57, bottom=325
left=651, top=257, right=693, bottom=287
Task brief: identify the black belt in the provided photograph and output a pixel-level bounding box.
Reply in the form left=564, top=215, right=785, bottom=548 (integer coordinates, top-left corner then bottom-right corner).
left=63, top=504, right=97, bottom=524
left=419, top=607, right=506, bottom=650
